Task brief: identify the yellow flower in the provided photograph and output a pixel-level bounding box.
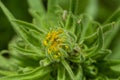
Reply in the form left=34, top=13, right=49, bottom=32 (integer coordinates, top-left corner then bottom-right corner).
left=43, top=29, right=67, bottom=59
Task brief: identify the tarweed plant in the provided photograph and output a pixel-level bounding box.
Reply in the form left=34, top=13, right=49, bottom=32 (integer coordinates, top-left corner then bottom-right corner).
left=0, top=0, right=120, bottom=80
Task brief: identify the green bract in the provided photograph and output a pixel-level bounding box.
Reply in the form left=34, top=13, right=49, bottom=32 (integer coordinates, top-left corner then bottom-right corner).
left=0, top=0, right=120, bottom=80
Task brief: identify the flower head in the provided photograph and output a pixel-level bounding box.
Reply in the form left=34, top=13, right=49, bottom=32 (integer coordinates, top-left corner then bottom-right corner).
left=43, top=28, right=69, bottom=60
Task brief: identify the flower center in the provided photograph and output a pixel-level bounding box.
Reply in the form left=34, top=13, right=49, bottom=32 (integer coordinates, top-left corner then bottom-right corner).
left=43, top=29, right=68, bottom=59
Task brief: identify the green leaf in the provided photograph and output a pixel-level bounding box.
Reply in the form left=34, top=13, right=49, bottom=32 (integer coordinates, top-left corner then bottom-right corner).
left=27, top=0, right=45, bottom=15
left=104, top=60, right=120, bottom=66
left=92, top=49, right=111, bottom=60
left=65, top=13, right=74, bottom=31
left=28, top=9, right=49, bottom=31
left=84, top=21, right=114, bottom=43
left=87, top=28, right=104, bottom=58
left=0, top=66, right=52, bottom=80
left=84, top=65, right=98, bottom=78
left=69, top=0, right=80, bottom=14
left=0, top=55, right=14, bottom=71
left=40, top=58, right=51, bottom=66
left=85, top=0, right=98, bottom=18
left=74, top=0, right=80, bottom=14
left=103, top=20, right=120, bottom=48
left=0, top=70, right=17, bottom=76
left=94, top=27, right=104, bottom=52
left=75, top=65, right=84, bottom=80
left=8, top=40, right=40, bottom=67
left=79, top=14, right=91, bottom=41
left=57, top=64, right=66, bottom=80
left=68, top=55, right=82, bottom=63
left=97, top=60, right=120, bottom=78
left=102, top=22, right=115, bottom=33
left=111, top=64, right=120, bottom=72
left=9, top=51, right=40, bottom=68
left=75, top=19, right=82, bottom=43
left=13, top=45, right=44, bottom=60
left=105, top=7, right=120, bottom=23
left=109, top=32, right=120, bottom=59
left=69, top=0, right=89, bottom=15
left=82, top=20, right=100, bottom=46
left=98, top=65, right=120, bottom=79
left=84, top=21, right=116, bottom=49
left=61, top=59, right=75, bottom=80
left=12, top=19, right=44, bottom=34
left=20, top=27, right=42, bottom=49
left=0, top=1, right=21, bottom=34
left=69, top=0, right=73, bottom=12
left=47, top=0, right=58, bottom=14
left=95, top=76, right=109, bottom=80
left=0, top=1, right=42, bottom=51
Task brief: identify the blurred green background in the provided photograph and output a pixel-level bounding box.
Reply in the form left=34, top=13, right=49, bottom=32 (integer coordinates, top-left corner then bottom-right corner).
left=0, top=0, right=120, bottom=59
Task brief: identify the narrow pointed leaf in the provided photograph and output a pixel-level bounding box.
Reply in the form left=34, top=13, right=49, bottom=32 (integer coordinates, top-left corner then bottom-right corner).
left=13, top=45, right=44, bottom=59
left=0, top=2, right=42, bottom=50
left=92, top=49, right=112, bottom=60
left=87, top=28, right=104, bottom=57
left=105, top=7, right=120, bottom=23
left=75, top=65, right=84, bottom=80
left=12, top=19, right=44, bottom=34
left=57, top=64, right=66, bottom=80
left=104, top=20, right=120, bottom=48
left=102, top=22, right=115, bottom=33
left=61, top=59, right=75, bottom=80
left=0, top=66, right=52, bottom=80
left=0, top=70, right=17, bottom=76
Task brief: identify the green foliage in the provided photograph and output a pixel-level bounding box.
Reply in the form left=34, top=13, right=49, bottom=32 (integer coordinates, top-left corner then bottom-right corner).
left=0, top=0, right=31, bottom=50
left=0, top=0, right=120, bottom=80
